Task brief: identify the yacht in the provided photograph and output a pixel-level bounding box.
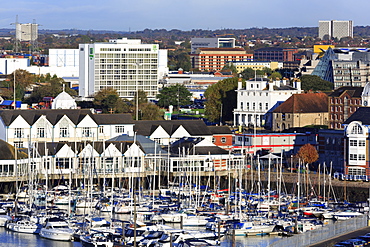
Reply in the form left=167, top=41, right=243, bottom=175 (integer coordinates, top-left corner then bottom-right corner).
left=39, top=218, right=74, bottom=241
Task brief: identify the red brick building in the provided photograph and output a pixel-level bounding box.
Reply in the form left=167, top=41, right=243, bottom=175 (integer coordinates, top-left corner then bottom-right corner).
left=190, top=48, right=253, bottom=71
left=328, top=87, right=363, bottom=129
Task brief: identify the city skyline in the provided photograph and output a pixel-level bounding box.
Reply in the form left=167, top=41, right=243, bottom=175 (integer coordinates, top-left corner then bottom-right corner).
left=0, top=0, right=368, bottom=32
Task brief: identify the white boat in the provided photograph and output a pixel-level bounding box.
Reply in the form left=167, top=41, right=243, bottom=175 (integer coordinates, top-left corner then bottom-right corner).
left=232, top=221, right=275, bottom=236
left=39, top=218, right=74, bottom=241
left=182, top=215, right=209, bottom=226
left=0, top=215, right=11, bottom=227
left=333, top=211, right=363, bottom=220
left=6, top=217, right=40, bottom=234
left=80, top=231, right=114, bottom=247
left=157, top=212, right=187, bottom=223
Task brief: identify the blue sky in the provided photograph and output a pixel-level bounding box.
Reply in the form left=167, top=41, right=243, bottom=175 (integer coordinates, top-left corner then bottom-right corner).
left=0, top=0, right=368, bottom=31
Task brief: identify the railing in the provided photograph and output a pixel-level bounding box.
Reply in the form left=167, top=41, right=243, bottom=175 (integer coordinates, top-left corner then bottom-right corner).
left=270, top=215, right=368, bottom=247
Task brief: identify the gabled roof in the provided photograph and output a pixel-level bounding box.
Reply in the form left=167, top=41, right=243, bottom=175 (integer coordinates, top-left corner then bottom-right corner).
left=273, top=93, right=328, bottom=113
left=134, top=120, right=212, bottom=136
left=93, top=114, right=134, bottom=125
left=344, top=107, right=370, bottom=125
left=0, top=109, right=134, bottom=126
left=170, top=137, right=228, bottom=155
left=108, top=135, right=167, bottom=155
left=208, top=126, right=232, bottom=135
left=328, top=86, right=363, bottom=98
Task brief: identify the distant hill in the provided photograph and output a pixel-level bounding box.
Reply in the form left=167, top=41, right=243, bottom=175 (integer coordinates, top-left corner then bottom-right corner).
left=0, top=26, right=369, bottom=39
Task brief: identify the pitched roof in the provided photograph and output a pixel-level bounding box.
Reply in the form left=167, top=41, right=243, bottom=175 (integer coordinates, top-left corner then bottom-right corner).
left=170, top=137, right=228, bottom=155
left=328, top=86, right=363, bottom=98
left=0, top=109, right=134, bottom=126
left=208, top=126, right=232, bottom=134
left=344, top=107, right=370, bottom=125
left=273, top=93, right=328, bottom=113
left=134, top=120, right=212, bottom=136
left=93, top=114, right=134, bottom=125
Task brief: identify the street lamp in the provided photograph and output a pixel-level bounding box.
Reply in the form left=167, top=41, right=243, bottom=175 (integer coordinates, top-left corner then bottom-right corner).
left=135, top=62, right=142, bottom=121
left=13, top=59, right=19, bottom=110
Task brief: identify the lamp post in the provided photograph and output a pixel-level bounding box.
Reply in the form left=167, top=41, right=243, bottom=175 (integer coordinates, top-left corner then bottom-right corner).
left=13, top=59, right=18, bottom=110
left=134, top=62, right=142, bottom=121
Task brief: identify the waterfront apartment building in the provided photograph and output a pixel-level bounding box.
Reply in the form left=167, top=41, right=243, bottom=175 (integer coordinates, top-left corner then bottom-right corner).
left=0, top=109, right=135, bottom=148
left=343, top=107, right=370, bottom=176
left=318, top=20, right=353, bottom=40
left=233, top=78, right=302, bottom=128
left=191, top=37, right=236, bottom=54
left=190, top=48, right=253, bottom=71
left=79, top=38, right=168, bottom=100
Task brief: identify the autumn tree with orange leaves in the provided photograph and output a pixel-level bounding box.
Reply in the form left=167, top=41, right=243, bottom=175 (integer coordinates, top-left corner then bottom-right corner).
left=297, top=143, right=319, bottom=165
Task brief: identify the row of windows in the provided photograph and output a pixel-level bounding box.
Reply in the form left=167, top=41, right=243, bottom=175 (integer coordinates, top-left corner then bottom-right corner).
left=95, top=65, right=156, bottom=70
left=13, top=126, right=125, bottom=139
left=241, top=92, right=269, bottom=96
left=97, top=70, right=157, bottom=75
left=349, top=153, right=366, bottom=161
left=240, top=102, right=269, bottom=111
left=334, top=76, right=361, bottom=81
left=348, top=167, right=366, bottom=176
left=96, top=53, right=157, bottom=59
left=96, top=85, right=157, bottom=91
left=97, top=59, right=158, bottom=64
left=349, top=140, right=366, bottom=146
left=330, top=98, right=361, bottom=105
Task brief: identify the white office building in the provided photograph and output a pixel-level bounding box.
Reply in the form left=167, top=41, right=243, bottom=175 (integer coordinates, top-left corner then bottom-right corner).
left=79, top=38, right=168, bottom=99
left=233, top=78, right=302, bottom=128
left=318, top=20, right=353, bottom=40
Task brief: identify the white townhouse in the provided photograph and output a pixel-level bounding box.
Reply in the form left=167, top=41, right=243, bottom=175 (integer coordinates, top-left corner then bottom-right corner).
left=233, top=78, right=302, bottom=128
left=0, top=109, right=134, bottom=148
left=343, top=107, right=370, bottom=177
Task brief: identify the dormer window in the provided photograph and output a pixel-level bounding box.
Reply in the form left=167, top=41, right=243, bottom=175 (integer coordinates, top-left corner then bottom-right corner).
left=351, top=124, right=363, bottom=135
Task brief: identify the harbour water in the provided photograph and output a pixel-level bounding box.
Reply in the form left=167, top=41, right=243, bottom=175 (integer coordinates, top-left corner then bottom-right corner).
left=0, top=226, right=282, bottom=247
left=0, top=204, right=284, bottom=247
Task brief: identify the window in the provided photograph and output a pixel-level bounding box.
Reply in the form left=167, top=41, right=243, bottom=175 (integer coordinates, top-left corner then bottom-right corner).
left=359, top=140, right=366, bottom=146
left=82, top=127, right=92, bottom=137
left=99, top=126, right=104, bottom=134
left=13, top=141, right=23, bottom=148
left=348, top=167, right=365, bottom=175
left=349, top=140, right=357, bottom=146
left=221, top=137, right=226, bottom=143
left=37, top=127, right=45, bottom=138
left=349, top=154, right=358, bottom=160
left=359, top=154, right=366, bottom=160
left=56, top=158, right=70, bottom=169
left=351, top=124, right=363, bottom=134
left=212, top=137, right=215, bottom=143
left=14, top=128, right=23, bottom=138
left=115, top=126, right=125, bottom=133
left=60, top=127, right=69, bottom=137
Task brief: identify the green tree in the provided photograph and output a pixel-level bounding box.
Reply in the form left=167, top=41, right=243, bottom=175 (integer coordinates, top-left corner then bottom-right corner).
left=204, top=77, right=240, bottom=123
left=269, top=71, right=282, bottom=80
left=157, top=84, right=192, bottom=109
left=6, top=69, right=35, bottom=100
left=26, top=77, right=76, bottom=104
left=300, top=75, right=333, bottom=91
left=221, top=63, right=237, bottom=75
left=141, top=103, right=163, bottom=120
left=93, top=88, right=129, bottom=113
